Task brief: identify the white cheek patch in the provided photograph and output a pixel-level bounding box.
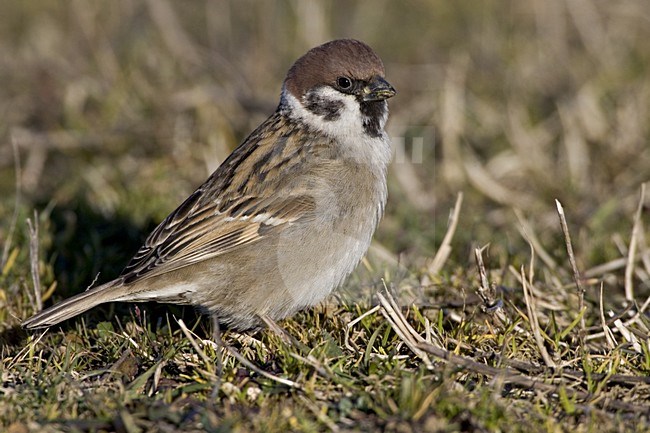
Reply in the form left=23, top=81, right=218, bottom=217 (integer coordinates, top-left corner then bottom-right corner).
left=285, top=87, right=364, bottom=136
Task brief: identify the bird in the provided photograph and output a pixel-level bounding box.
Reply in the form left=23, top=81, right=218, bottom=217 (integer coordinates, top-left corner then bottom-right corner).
left=23, top=39, right=396, bottom=330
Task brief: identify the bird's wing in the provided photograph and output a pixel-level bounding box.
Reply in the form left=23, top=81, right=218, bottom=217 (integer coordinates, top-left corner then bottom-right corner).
left=117, top=110, right=328, bottom=284
left=120, top=192, right=316, bottom=283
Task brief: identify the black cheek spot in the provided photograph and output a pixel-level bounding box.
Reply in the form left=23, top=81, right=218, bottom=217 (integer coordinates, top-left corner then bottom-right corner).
left=304, top=91, right=343, bottom=121
left=360, top=100, right=387, bottom=138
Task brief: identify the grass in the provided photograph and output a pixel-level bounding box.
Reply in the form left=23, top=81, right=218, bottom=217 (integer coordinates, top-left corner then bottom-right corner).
left=2, top=1, right=650, bottom=432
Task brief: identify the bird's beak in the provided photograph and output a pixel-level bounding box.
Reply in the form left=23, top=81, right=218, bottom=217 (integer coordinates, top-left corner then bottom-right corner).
left=361, top=76, right=397, bottom=102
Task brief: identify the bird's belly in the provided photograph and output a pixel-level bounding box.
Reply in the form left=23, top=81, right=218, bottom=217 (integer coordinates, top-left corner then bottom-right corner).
left=181, top=208, right=377, bottom=328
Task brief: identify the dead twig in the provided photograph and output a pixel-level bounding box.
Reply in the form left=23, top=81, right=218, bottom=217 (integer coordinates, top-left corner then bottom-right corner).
left=473, top=246, right=508, bottom=325
left=555, top=199, right=586, bottom=349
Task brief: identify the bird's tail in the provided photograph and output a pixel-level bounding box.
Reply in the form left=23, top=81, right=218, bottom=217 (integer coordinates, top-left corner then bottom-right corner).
left=22, top=280, right=130, bottom=329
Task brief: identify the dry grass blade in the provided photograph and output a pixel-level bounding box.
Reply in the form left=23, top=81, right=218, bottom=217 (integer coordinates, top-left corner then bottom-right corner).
left=625, top=182, right=646, bottom=301
left=120, top=331, right=156, bottom=362
left=473, top=245, right=496, bottom=308
left=584, top=251, right=650, bottom=278
left=586, top=293, right=650, bottom=342
left=149, top=360, right=166, bottom=397
left=344, top=304, right=413, bottom=361
left=224, top=344, right=302, bottom=390
left=598, top=283, right=617, bottom=350
left=428, top=192, right=463, bottom=274
left=344, top=305, right=380, bottom=353
left=10, top=330, right=48, bottom=369
left=26, top=212, right=42, bottom=312
left=521, top=266, right=556, bottom=368
left=612, top=319, right=643, bottom=353
left=177, top=318, right=215, bottom=376
left=377, top=289, right=435, bottom=368
left=260, top=314, right=295, bottom=345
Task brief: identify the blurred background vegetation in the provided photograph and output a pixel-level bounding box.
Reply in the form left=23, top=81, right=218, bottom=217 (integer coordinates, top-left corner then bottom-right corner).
left=1, top=1, right=649, bottom=431
left=2, top=0, right=649, bottom=274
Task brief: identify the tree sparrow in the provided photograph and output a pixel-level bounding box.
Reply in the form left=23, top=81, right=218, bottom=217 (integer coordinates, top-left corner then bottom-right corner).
left=23, top=39, right=396, bottom=330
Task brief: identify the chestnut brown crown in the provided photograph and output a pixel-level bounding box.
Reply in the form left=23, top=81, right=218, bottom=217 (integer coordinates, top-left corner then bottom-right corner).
left=284, top=39, right=387, bottom=99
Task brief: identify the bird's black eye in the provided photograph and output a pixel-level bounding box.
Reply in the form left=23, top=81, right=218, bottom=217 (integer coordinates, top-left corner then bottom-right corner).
left=336, top=76, right=352, bottom=90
